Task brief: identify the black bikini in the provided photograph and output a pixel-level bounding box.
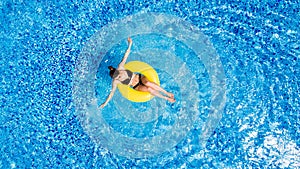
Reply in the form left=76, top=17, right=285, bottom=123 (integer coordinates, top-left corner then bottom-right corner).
left=119, top=70, right=133, bottom=85
left=132, top=74, right=144, bottom=89
left=118, top=70, right=144, bottom=89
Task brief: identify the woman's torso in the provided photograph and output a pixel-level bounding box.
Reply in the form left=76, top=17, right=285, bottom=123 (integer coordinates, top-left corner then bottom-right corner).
left=117, top=69, right=135, bottom=85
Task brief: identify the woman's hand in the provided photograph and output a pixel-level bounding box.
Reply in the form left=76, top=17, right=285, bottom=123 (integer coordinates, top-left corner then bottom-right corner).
left=127, top=37, right=132, bottom=44
left=100, top=103, right=106, bottom=108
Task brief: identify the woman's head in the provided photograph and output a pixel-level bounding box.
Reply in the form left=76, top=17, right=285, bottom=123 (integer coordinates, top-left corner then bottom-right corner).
left=108, top=66, right=119, bottom=78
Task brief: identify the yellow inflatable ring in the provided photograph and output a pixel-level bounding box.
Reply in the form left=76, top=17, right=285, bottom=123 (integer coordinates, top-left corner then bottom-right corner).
left=117, top=61, right=160, bottom=102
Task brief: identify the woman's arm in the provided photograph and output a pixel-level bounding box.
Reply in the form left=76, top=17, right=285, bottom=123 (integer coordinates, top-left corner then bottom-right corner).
left=100, top=80, right=119, bottom=108
left=118, top=37, right=133, bottom=69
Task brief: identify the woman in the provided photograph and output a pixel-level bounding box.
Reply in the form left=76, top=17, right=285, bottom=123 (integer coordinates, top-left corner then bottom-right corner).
left=100, top=37, right=175, bottom=108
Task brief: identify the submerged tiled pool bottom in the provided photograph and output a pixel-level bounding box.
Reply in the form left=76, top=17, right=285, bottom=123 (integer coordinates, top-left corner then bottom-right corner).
left=1, top=0, right=299, bottom=168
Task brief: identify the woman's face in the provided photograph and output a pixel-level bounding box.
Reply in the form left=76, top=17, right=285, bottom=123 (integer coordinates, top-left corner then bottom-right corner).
left=112, top=70, right=121, bottom=79
left=115, top=74, right=122, bottom=80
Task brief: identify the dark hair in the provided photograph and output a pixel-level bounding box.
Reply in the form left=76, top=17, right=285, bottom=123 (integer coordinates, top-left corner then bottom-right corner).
left=108, top=66, right=119, bottom=78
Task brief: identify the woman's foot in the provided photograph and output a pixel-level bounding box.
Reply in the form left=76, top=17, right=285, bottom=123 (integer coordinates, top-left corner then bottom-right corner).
left=167, top=92, right=174, bottom=99
left=167, top=97, right=176, bottom=103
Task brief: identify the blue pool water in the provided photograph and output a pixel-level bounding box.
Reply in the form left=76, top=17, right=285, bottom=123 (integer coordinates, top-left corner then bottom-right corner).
left=1, top=0, right=299, bottom=168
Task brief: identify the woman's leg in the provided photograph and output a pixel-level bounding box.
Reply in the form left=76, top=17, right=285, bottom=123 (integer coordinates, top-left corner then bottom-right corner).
left=135, top=85, right=175, bottom=102
left=141, top=76, right=174, bottom=98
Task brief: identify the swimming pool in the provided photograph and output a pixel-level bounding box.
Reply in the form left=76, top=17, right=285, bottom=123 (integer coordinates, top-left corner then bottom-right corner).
left=1, top=0, right=299, bottom=168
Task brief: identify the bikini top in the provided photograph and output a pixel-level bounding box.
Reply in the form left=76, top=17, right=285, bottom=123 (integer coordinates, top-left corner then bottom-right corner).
left=117, top=70, right=134, bottom=85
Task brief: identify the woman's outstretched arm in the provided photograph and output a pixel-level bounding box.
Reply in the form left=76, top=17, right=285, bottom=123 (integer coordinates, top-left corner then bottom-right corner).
left=118, top=37, right=133, bottom=69
left=100, top=80, right=119, bottom=108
